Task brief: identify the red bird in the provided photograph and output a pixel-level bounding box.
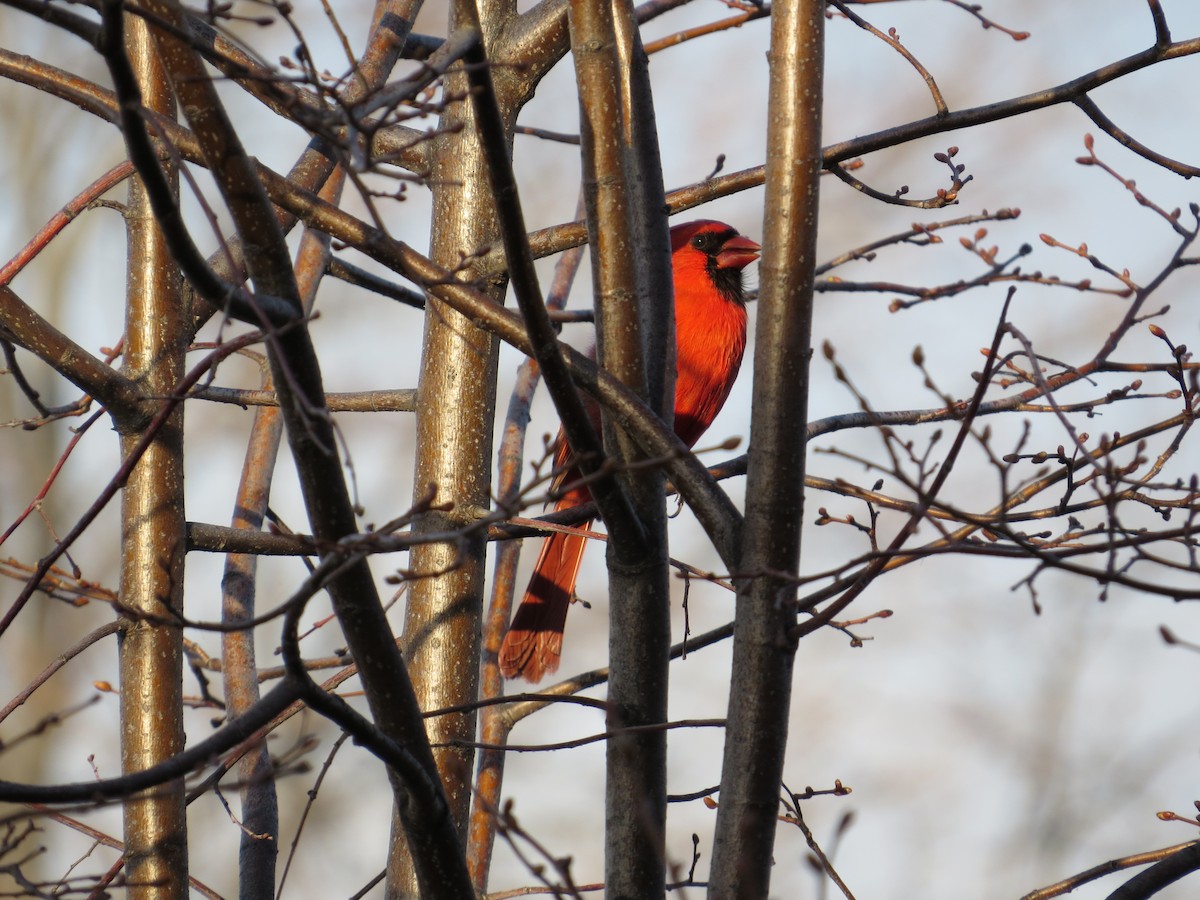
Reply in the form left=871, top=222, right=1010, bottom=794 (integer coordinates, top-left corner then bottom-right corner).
left=499, top=220, right=760, bottom=682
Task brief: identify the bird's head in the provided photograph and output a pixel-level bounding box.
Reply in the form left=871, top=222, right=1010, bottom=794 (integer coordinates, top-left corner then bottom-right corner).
left=669, top=220, right=760, bottom=305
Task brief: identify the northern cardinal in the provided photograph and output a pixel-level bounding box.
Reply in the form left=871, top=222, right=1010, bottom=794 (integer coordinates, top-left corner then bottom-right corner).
left=499, top=220, right=760, bottom=682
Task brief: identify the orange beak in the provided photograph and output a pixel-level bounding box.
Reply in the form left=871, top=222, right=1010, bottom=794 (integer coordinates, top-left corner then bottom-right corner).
left=715, top=234, right=762, bottom=270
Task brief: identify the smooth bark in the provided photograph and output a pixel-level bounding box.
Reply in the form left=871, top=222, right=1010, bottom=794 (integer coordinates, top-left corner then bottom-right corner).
left=117, top=13, right=188, bottom=897
left=709, top=0, right=824, bottom=896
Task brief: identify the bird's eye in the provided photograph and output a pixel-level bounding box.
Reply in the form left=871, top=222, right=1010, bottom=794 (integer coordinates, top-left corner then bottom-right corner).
left=689, top=229, right=736, bottom=255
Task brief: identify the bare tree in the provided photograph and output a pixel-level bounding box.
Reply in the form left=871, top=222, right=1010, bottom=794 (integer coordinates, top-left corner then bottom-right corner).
left=1, top=1, right=1198, bottom=898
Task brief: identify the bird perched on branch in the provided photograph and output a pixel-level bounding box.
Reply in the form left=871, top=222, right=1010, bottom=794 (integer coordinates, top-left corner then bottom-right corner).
left=499, top=220, right=760, bottom=682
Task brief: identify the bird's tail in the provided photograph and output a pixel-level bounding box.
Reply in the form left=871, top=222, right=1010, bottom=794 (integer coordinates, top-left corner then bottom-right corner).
left=499, top=526, right=589, bottom=682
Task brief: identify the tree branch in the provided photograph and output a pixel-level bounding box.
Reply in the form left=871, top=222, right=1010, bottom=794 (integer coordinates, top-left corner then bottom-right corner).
left=0, top=285, right=145, bottom=426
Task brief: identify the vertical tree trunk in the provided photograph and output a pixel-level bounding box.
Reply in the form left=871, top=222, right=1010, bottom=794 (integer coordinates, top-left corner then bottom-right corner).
left=709, top=0, right=824, bottom=896
left=567, top=1, right=674, bottom=895
left=117, top=13, right=188, bottom=897
left=391, top=3, right=510, bottom=894
left=219, top=392, right=281, bottom=900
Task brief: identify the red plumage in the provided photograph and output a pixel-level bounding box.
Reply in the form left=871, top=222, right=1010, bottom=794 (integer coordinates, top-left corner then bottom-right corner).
left=498, top=220, right=759, bottom=682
